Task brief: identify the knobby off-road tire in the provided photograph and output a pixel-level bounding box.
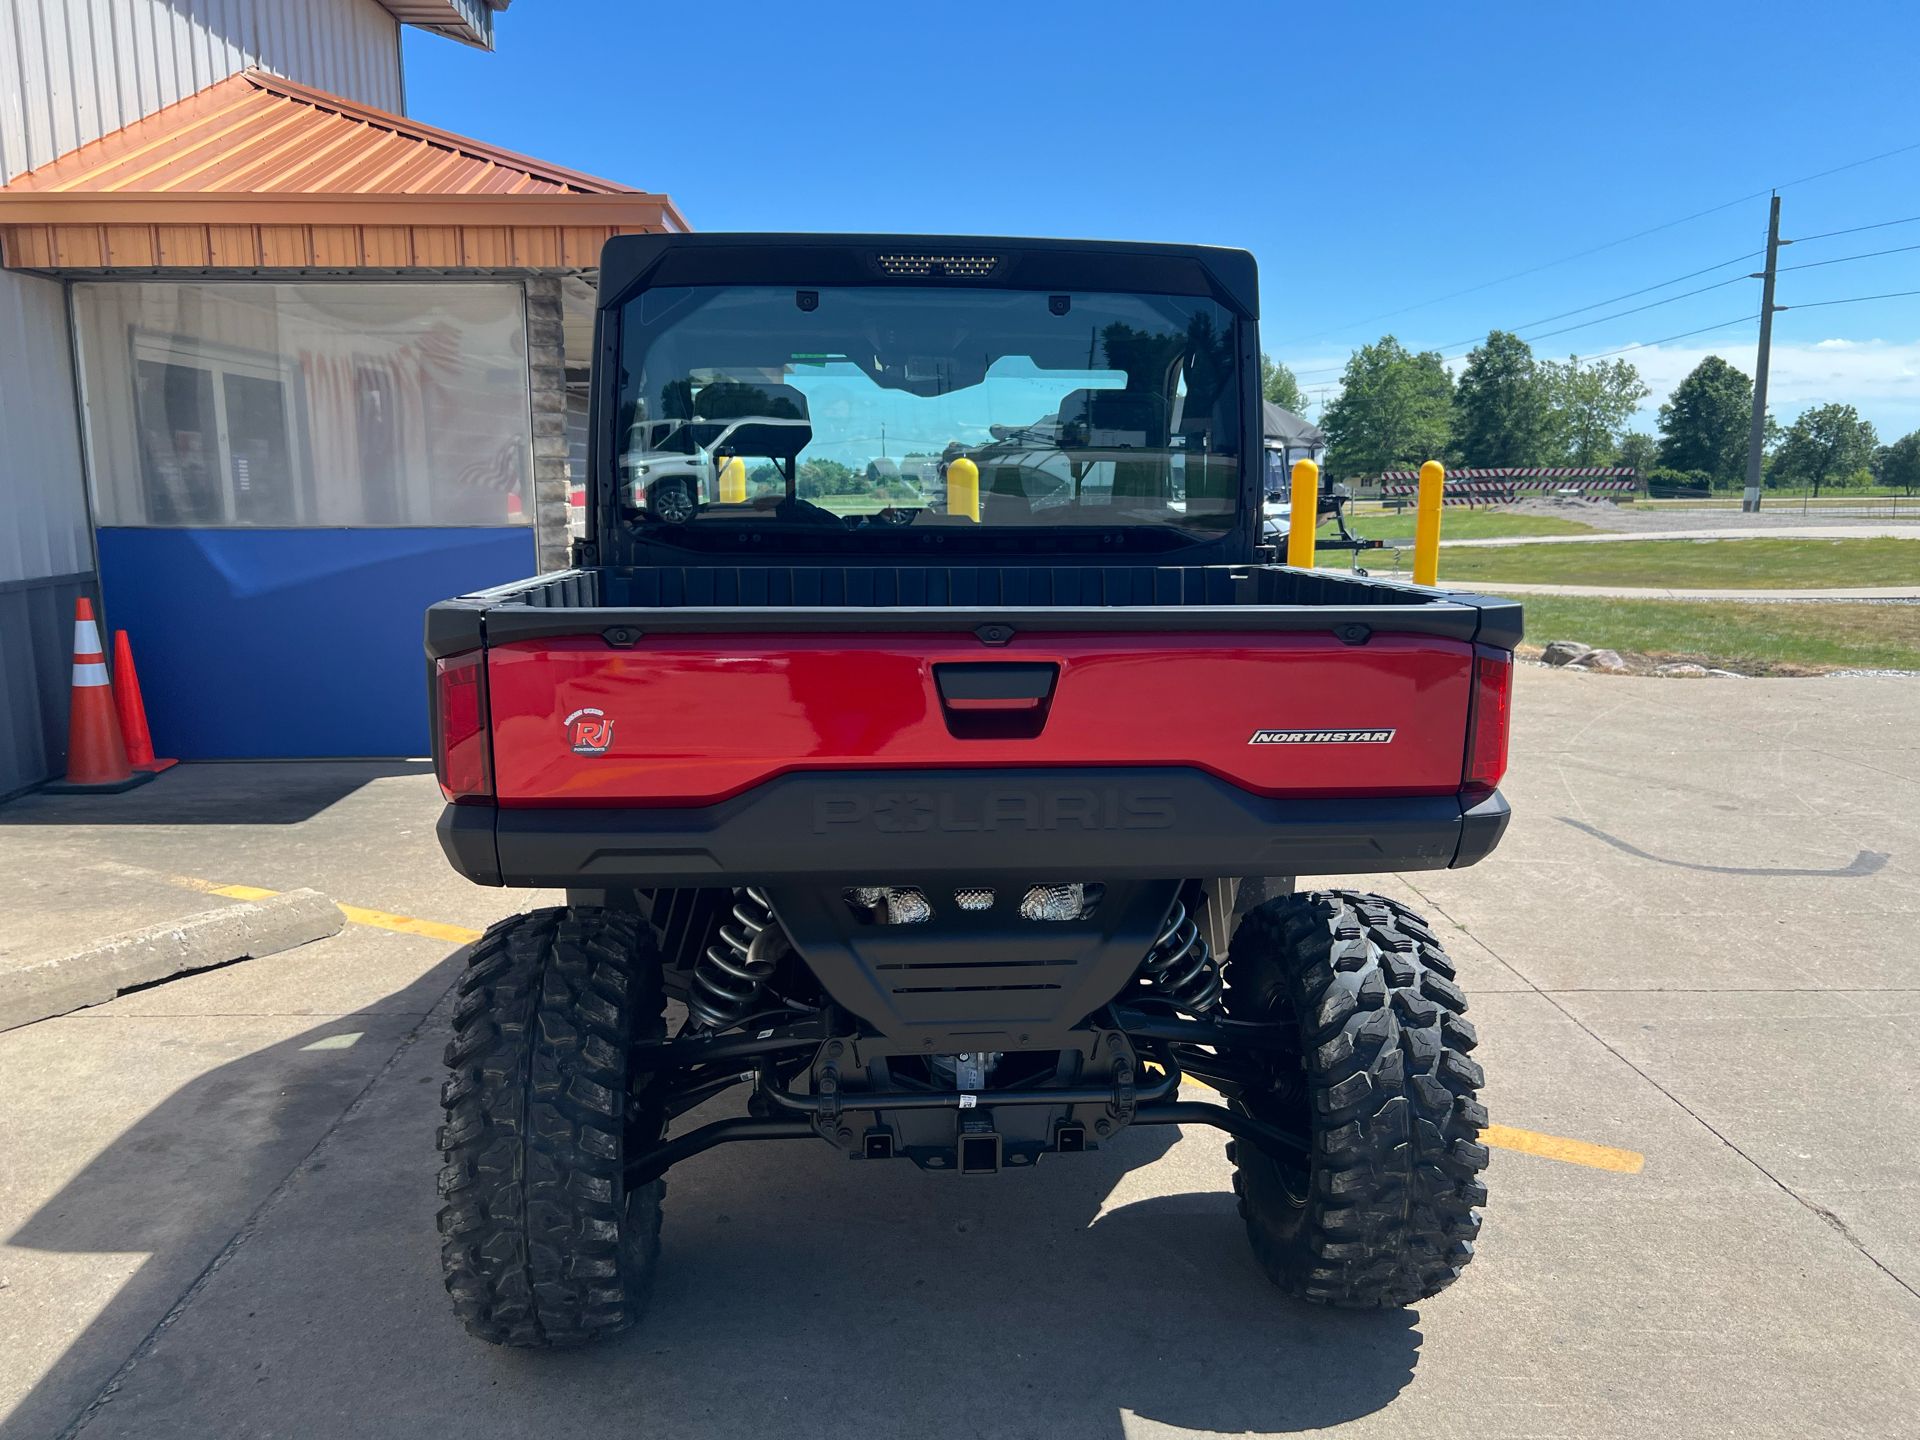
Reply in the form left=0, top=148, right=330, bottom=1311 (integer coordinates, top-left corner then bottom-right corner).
left=437, top=907, right=666, bottom=1347
left=1224, top=891, right=1488, bottom=1307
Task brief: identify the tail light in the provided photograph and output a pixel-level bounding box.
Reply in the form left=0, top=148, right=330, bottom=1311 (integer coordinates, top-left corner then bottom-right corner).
left=434, top=651, right=493, bottom=804
left=1463, top=644, right=1512, bottom=798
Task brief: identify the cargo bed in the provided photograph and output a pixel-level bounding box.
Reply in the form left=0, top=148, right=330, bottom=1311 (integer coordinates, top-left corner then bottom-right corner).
left=425, top=563, right=1522, bottom=655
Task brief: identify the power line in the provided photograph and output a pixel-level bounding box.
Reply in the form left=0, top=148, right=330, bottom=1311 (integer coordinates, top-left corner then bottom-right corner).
left=1431, top=250, right=1762, bottom=352
left=1281, top=225, right=1919, bottom=385
left=1287, top=286, right=1918, bottom=386
left=1784, top=288, right=1920, bottom=310
left=1268, top=136, right=1920, bottom=348
left=1776, top=240, right=1920, bottom=272
left=1285, top=268, right=1760, bottom=379
left=1265, top=194, right=1771, bottom=346
left=1579, top=314, right=1762, bottom=361
left=1569, top=290, right=1920, bottom=365
left=1496, top=273, right=1756, bottom=349
left=1773, top=138, right=1920, bottom=191
left=1791, top=213, right=1920, bottom=244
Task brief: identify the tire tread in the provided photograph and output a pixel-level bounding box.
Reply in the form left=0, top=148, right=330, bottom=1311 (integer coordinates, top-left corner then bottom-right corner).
left=436, top=906, right=664, bottom=1347
left=1225, top=890, right=1486, bottom=1308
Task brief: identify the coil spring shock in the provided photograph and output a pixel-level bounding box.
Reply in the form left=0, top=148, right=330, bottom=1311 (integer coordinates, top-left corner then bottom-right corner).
left=1135, top=898, right=1222, bottom=1014
left=688, top=887, right=780, bottom=1030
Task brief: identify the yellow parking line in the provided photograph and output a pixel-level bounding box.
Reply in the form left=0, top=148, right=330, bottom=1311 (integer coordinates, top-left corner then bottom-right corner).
left=174, top=878, right=281, bottom=902
left=335, top=904, right=482, bottom=946
left=1481, top=1123, right=1645, bottom=1174
left=1180, top=1074, right=1643, bottom=1174
left=170, top=875, right=482, bottom=945
left=210, top=884, right=279, bottom=902
left=166, top=873, right=1645, bottom=1173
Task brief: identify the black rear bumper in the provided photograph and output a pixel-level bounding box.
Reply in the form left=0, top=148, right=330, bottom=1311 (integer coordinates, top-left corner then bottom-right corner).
left=439, top=769, right=1509, bottom=888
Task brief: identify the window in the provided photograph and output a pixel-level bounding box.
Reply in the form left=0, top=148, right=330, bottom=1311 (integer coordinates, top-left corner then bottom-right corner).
left=613, top=285, right=1243, bottom=538
left=131, top=335, right=305, bottom=525
left=77, top=282, right=532, bottom=529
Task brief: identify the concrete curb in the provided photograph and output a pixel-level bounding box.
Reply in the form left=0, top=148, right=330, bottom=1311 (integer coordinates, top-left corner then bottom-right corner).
left=0, top=889, right=346, bottom=1032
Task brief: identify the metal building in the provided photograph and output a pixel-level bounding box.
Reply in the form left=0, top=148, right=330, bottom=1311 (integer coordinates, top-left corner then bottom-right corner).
left=0, top=1, right=685, bottom=794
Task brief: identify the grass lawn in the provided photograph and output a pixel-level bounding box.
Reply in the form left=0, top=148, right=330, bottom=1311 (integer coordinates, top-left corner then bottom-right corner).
left=1345, top=509, right=1598, bottom=542
left=1516, top=596, right=1920, bottom=672
left=815, top=494, right=920, bottom=515
left=1435, top=537, right=1920, bottom=588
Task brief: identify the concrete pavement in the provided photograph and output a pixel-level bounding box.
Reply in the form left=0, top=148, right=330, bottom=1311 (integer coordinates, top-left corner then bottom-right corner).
left=2, top=678, right=1918, bottom=1439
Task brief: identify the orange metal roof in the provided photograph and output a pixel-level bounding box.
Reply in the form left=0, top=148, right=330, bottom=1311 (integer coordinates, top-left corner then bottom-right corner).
left=0, top=70, right=688, bottom=272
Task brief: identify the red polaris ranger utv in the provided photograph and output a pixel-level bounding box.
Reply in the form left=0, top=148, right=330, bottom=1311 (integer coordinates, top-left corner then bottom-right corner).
left=426, top=235, right=1516, bottom=1347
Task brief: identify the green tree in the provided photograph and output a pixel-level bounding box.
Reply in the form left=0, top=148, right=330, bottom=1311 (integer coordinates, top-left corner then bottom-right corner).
left=1547, top=357, right=1650, bottom=464
left=1616, top=431, right=1657, bottom=478
left=1877, top=431, right=1920, bottom=494
left=1260, top=353, right=1307, bottom=413
left=795, top=457, right=858, bottom=499
left=1319, top=336, right=1453, bottom=481
left=1769, top=403, right=1879, bottom=495
left=1452, top=331, right=1557, bottom=466
left=1656, top=356, right=1753, bottom=486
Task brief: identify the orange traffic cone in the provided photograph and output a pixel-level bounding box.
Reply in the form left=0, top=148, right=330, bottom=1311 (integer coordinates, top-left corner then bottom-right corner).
left=111, top=630, right=176, bottom=774
left=44, top=599, right=153, bottom=794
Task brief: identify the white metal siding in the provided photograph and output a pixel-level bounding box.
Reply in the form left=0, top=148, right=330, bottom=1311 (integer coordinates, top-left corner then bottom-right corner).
left=384, top=0, right=494, bottom=48
left=0, top=0, right=405, bottom=184
left=0, top=267, right=90, bottom=794
left=0, top=269, right=86, bottom=583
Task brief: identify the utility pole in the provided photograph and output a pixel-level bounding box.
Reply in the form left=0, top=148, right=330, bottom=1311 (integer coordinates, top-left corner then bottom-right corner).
left=1743, top=194, right=1786, bottom=512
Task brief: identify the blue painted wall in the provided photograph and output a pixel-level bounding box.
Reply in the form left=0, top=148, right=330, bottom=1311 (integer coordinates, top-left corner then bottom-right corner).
left=96, top=527, right=537, bottom=758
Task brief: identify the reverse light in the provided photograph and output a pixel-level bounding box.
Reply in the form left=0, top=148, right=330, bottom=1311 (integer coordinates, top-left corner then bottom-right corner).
left=434, top=651, right=493, bottom=804
left=1464, top=644, right=1513, bottom=798
left=1019, top=884, right=1087, bottom=922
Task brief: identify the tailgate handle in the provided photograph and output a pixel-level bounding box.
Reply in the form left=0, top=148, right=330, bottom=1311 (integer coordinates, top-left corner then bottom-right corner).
left=933, top=662, right=1058, bottom=739
left=934, top=662, right=1057, bottom=707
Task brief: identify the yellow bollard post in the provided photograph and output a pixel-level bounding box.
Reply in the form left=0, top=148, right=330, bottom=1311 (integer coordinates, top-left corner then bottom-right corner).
left=946, top=456, right=980, bottom=522
left=1286, top=458, right=1319, bottom=568
left=718, top=455, right=747, bottom=504
left=1412, top=459, right=1445, bottom=586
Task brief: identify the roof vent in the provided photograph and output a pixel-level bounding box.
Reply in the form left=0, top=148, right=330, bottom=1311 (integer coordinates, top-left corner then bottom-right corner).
left=875, top=252, right=1002, bottom=280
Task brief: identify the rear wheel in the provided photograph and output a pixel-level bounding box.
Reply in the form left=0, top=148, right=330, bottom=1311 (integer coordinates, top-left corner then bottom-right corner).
left=1223, top=891, right=1487, bottom=1307
left=437, top=906, right=667, bottom=1347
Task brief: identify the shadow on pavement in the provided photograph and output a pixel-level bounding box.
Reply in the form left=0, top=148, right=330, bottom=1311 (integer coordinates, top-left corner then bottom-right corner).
left=5, top=955, right=1420, bottom=1439
left=0, top=954, right=464, bottom=1440
left=0, top=761, right=434, bottom=827
left=458, top=1125, right=1424, bottom=1439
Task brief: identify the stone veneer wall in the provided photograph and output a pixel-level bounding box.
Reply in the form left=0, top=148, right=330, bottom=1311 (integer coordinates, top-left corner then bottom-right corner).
left=524, top=276, right=572, bottom=573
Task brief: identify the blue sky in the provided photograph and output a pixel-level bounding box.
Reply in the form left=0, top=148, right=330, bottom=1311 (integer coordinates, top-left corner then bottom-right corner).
left=406, top=0, right=1920, bottom=440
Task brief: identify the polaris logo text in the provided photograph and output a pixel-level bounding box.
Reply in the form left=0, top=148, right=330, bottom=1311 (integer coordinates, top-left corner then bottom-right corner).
left=813, top=787, right=1174, bottom=835
left=1249, top=728, right=1395, bottom=745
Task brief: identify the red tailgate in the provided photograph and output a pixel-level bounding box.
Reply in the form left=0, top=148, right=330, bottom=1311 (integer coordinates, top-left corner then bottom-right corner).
left=486, top=631, right=1473, bottom=807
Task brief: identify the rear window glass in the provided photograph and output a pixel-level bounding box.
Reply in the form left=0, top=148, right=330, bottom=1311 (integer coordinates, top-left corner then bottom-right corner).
left=613, top=285, right=1243, bottom=538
